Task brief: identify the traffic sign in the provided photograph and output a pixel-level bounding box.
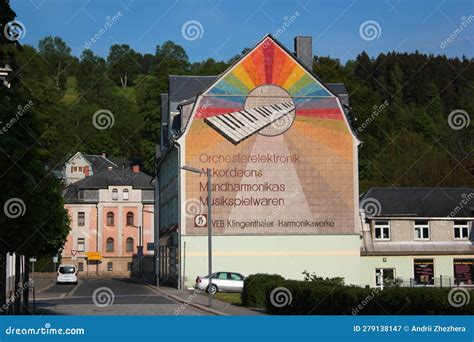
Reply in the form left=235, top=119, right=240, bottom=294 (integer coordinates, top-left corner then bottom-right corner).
left=71, top=250, right=78, bottom=256
left=194, top=214, right=207, bottom=227
left=29, top=257, right=36, bottom=262
left=52, top=255, right=58, bottom=263
left=85, top=251, right=102, bottom=261
left=147, top=242, right=156, bottom=251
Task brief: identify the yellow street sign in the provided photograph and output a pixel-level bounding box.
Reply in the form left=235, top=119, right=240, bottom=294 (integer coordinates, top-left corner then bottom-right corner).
left=85, top=252, right=102, bottom=260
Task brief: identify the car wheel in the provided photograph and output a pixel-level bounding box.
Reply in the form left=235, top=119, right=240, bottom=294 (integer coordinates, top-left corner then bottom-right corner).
left=208, top=284, right=218, bottom=295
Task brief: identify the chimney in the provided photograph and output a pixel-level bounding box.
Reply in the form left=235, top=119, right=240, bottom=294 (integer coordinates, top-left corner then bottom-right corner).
left=132, top=164, right=140, bottom=173
left=294, top=36, right=313, bottom=70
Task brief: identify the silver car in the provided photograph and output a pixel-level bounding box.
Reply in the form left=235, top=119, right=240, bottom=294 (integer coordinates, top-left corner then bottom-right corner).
left=195, top=272, right=245, bottom=294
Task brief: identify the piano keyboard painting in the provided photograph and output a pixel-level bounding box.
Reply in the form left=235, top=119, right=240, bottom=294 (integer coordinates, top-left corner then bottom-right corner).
left=204, top=101, right=295, bottom=144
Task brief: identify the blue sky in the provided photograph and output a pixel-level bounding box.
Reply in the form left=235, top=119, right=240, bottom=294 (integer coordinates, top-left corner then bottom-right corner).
left=12, top=0, right=474, bottom=63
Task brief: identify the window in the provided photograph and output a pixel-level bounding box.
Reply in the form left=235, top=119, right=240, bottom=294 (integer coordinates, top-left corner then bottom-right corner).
left=107, top=262, right=113, bottom=271
left=374, top=220, right=390, bottom=240
left=123, top=189, right=129, bottom=200
left=218, top=272, right=228, bottom=280
left=112, top=188, right=118, bottom=200
left=375, top=268, right=395, bottom=289
left=126, top=212, right=134, bottom=226
left=77, top=212, right=85, bottom=226
left=127, top=262, right=132, bottom=272
left=78, top=262, right=84, bottom=272
left=106, top=238, right=114, bottom=252
left=454, top=259, right=474, bottom=285
left=229, top=273, right=244, bottom=281
left=126, top=237, right=134, bottom=252
left=454, top=221, right=470, bottom=239
left=107, top=212, right=114, bottom=226
left=77, top=238, right=85, bottom=252
left=414, top=220, right=430, bottom=240
left=414, top=259, right=434, bottom=285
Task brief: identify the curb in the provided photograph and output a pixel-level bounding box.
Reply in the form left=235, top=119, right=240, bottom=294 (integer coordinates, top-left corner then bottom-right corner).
left=145, top=284, right=229, bottom=316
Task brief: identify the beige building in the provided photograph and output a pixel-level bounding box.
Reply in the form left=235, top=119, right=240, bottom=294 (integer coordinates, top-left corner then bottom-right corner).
left=62, top=167, right=155, bottom=276
left=360, top=188, right=474, bottom=288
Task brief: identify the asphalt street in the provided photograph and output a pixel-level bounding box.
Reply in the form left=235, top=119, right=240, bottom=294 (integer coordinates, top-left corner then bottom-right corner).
left=33, top=277, right=207, bottom=315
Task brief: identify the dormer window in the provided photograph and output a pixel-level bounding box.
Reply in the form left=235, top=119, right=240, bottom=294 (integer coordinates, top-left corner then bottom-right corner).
left=454, top=221, right=470, bottom=240
left=112, top=188, right=118, bottom=200
left=374, top=220, right=390, bottom=240
left=123, top=189, right=129, bottom=200
left=414, top=220, right=430, bottom=240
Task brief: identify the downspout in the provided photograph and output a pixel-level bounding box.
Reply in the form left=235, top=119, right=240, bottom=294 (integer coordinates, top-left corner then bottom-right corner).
left=96, top=203, right=99, bottom=276
left=154, top=145, right=161, bottom=286
left=359, top=209, right=370, bottom=253
left=173, top=141, right=182, bottom=289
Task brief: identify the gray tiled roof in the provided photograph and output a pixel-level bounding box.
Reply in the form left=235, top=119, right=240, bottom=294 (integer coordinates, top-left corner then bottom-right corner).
left=361, top=187, right=474, bottom=218
left=168, top=75, right=217, bottom=113
left=83, top=154, right=118, bottom=172
left=68, top=169, right=153, bottom=190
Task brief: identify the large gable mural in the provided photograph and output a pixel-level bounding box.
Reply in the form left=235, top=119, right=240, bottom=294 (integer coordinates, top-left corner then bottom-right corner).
left=180, top=35, right=357, bottom=235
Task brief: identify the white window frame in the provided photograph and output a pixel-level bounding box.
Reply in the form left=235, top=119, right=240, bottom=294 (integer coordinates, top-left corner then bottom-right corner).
left=374, top=220, right=390, bottom=240
left=111, top=188, right=118, bottom=200
left=414, top=220, right=430, bottom=240
left=77, top=237, right=85, bottom=252
left=454, top=221, right=470, bottom=240
left=123, top=189, right=129, bottom=200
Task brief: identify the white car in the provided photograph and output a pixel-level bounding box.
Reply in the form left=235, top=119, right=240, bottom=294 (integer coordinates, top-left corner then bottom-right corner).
left=56, top=264, right=78, bottom=285
left=195, top=272, right=245, bottom=294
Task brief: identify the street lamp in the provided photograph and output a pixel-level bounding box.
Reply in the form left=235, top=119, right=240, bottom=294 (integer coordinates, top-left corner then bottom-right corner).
left=131, top=224, right=143, bottom=278
left=181, top=165, right=213, bottom=308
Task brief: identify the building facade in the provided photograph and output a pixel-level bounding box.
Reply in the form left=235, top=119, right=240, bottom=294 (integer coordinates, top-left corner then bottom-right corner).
left=360, top=188, right=474, bottom=288
left=62, top=167, right=155, bottom=276
left=158, top=34, right=361, bottom=288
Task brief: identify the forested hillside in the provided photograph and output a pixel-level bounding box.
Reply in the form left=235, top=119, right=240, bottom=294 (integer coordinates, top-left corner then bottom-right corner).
left=5, top=37, right=473, bottom=191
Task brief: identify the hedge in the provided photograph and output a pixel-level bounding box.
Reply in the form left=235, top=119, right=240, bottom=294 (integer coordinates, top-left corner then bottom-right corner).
left=264, top=280, right=474, bottom=315
left=242, top=273, right=285, bottom=307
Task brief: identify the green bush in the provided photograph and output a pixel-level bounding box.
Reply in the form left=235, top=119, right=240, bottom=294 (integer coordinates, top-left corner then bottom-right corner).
left=242, top=273, right=285, bottom=308
left=264, top=280, right=474, bottom=315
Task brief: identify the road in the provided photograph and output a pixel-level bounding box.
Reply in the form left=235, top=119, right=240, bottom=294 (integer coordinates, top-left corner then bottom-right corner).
left=33, top=277, right=207, bottom=315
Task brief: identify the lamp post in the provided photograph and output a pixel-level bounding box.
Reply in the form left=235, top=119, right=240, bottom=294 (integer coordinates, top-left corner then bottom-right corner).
left=181, top=165, right=213, bottom=308
left=131, top=224, right=143, bottom=278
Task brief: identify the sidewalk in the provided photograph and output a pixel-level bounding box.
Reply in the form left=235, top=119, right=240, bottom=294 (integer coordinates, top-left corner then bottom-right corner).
left=148, top=285, right=267, bottom=316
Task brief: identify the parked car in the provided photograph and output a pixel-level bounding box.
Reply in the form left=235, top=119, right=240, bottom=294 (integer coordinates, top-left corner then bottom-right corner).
left=195, top=272, right=245, bottom=294
left=56, top=264, right=78, bottom=285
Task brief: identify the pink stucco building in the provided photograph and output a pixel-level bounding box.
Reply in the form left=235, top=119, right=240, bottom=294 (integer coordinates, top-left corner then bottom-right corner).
left=61, top=166, right=155, bottom=276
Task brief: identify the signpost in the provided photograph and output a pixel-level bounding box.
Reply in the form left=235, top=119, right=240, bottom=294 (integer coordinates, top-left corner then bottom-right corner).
left=29, top=257, right=36, bottom=314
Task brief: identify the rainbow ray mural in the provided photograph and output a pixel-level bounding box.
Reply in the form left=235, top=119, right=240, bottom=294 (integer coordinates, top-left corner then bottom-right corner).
left=182, top=35, right=357, bottom=236
left=195, top=36, right=344, bottom=121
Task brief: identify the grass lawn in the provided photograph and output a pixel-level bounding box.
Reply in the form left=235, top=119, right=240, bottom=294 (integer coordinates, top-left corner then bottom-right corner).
left=213, top=292, right=243, bottom=306
left=62, top=76, right=79, bottom=104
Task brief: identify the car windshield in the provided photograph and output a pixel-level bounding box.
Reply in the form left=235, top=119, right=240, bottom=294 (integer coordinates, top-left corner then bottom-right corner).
left=59, top=266, right=76, bottom=274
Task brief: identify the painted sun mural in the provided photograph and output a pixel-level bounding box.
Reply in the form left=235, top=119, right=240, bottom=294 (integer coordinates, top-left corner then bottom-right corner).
left=181, top=35, right=357, bottom=236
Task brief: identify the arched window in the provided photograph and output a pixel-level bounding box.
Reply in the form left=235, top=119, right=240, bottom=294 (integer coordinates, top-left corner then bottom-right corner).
left=126, top=237, right=134, bottom=252
left=107, top=212, right=114, bottom=226
left=126, top=212, right=134, bottom=226
left=112, top=188, right=118, bottom=200
left=106, top=238, right=114, bottom=252
left=123, top=189, right=129, bottom=200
